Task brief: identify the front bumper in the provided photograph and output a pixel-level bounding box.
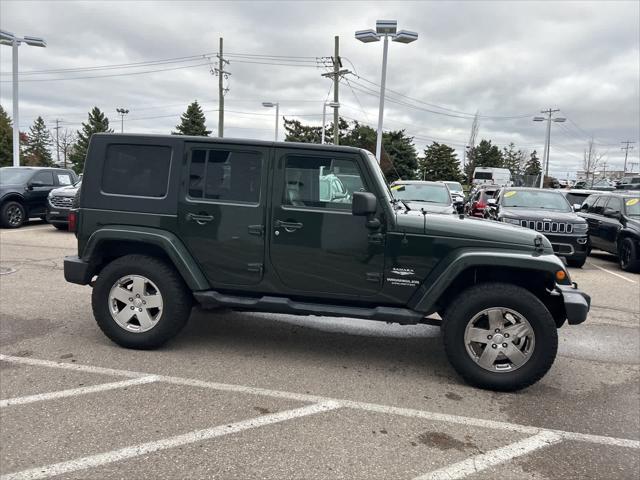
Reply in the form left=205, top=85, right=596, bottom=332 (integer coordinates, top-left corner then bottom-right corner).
left=557, top=283, right=591, bottom=325
left=46, top=205, right=71, bottom=224
left=64, top=255, right=92, bottom=285
left=545, top=234, right=589, bottom=259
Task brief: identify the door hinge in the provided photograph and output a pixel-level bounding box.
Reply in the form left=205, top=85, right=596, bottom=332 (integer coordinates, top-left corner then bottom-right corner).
left=247, top=263, right=263, bottom=273
left=248, top=225, right=264, bottom=236
left=366, top=272, right=382, bottom=283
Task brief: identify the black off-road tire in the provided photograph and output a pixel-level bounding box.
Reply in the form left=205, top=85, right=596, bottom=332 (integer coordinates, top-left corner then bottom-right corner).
left=619, top=237, right=640, bottom=273
left=92, top=254, right=192, bottom=349
left=0, top=201, right=26, bottom=228
left=567, top=256, right=587, bottom=268
left=443, top=283, right=558, bottom=392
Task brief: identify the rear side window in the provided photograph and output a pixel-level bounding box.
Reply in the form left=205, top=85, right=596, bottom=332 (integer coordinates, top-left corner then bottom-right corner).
left=102, top=144, right=171, bottom=198
left=188, top=149, right=262, bottom=204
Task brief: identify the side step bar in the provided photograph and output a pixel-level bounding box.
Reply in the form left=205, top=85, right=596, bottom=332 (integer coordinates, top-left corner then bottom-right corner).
left=193, top=290, right=426, bottom=325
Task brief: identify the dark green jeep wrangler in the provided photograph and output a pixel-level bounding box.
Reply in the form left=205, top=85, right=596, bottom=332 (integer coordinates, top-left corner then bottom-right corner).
left=64, top=134, right=590, bottom=391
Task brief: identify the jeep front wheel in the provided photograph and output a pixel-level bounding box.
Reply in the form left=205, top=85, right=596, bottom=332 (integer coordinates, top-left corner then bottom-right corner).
left=443, top=283, right=558, bottom=391
left=92, top=254, right=192, bottom=349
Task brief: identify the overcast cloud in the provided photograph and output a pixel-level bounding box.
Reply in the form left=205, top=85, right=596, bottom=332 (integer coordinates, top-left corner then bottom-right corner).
left=1, top=0, right=638, bottom=177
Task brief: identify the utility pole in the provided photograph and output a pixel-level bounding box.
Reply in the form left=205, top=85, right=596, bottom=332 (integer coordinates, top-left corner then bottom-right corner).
left=533, top=108, right=565, bottom=188
left=621, top=141, right=635, bottom=174
left=214, top=37, right=230, bottom=138
left=52, top=119, right=61, bottom=166
left=321, top=36, right=350, bottom=145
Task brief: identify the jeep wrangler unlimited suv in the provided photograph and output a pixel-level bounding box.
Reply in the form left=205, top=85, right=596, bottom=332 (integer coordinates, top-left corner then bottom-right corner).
left=64, top=134, right=590, bottom=391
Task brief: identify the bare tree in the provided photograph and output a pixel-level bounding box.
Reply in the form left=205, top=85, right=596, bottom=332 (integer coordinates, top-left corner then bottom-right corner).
left=583, top=138, right=606, bottom=186
left=56, top=129, right=77, bottom=169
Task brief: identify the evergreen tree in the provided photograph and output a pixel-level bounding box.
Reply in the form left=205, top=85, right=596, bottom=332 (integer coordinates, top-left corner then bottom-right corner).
left=23, top=116, right=53, bottom=166
left=283, top=116, right=350, bottom=144
left=502, top=142, right=525, bottom=176
left=379, top=130, right=418, bottom=182
left=524, top=150, right=542, bottom=176
left=0, top=105, right=12, bottom=167
left=464, top=139, right=503, bottom=182
left=418, top=142, right=461, bottom=181
left=70, top=107, right=112, bottom=174
left=172, top=101, right=211, bottom=136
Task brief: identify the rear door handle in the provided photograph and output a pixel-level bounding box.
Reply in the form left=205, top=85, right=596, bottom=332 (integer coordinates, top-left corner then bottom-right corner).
left=274, top=220, right=303, bottom=232
left=187, top=213, right=214, bottom=225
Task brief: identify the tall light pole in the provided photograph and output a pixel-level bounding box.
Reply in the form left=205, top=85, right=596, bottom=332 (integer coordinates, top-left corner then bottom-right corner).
left=321, top=102, right=340, bottom=144
left=261, top=102, right=279, bottom=141
left=355, top=20, right=417, bottom=163
left=1, top=30, right=47, bottom=167
left=533, top=108, right=565, bottom=188
left=116, top=108, right=129, bottom=133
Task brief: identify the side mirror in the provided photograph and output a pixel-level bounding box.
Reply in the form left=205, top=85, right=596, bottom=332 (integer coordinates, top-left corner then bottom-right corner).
left=352, top=191, right=377, bottom=216
left=487, top=199, right=497, bottom=207
left=573, top=204, right=581, bottom=212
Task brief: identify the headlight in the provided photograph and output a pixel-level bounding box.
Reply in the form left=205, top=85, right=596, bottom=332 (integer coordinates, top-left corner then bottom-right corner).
left=502, top=218, right=521, bottom=226
left=573, top=223, right=588, bottom=233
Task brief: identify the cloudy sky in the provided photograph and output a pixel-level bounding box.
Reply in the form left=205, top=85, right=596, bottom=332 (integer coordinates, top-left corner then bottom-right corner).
left=1, top=0, right=638, bottom=177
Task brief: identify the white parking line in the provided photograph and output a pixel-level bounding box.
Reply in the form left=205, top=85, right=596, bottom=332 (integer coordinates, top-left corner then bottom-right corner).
left=1, top=354, right=638, bottom=450
left=0, top=376, right=159, bottom=408
left=0, top=401, right=340, bottom=480
left=588, top=262, right=637, bottom=284
left=414, top=431, right=562, bottom=480
left=0, top=225, right=52, bottom=234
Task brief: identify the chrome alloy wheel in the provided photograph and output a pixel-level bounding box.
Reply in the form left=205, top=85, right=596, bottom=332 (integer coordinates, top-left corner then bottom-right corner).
left=7, top=205, right=23, bottom=226
left=463, top=308, right=535, bottom=373
left=108, top=275, right=163, bottom=333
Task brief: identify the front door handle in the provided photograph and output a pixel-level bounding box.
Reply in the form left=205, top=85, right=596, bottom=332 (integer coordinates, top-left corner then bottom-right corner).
left=274, top=220, right=303, bottom=232
left=187, top=213, right=214, bottom=225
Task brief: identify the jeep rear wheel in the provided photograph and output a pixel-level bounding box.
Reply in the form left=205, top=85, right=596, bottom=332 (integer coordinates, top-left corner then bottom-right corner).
left=1, top=201, right=26, bottom=228
left=443, top=283, right=557, bottom=391
left=92, top=254, right=192, bottom=349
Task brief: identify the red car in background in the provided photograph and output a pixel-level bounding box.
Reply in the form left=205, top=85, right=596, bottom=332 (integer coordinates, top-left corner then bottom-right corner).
left=465, top=185, right=500, bottom=218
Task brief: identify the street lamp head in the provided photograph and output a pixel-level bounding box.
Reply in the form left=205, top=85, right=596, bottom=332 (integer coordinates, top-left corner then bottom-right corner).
left=376, top=20, right=397, bottom=35
left=22, top=35, right=46, bottom=47
left=262, top=102, right=275, bottom=108
left=0, top=30, right=16, bottom=46
left=116, top=108, right=129, bottom=115
left=553, top=117, right=566, bottom=123
left=393, top=30, right=418, bottom=44
left=533, top=117, right=545, bottom=122
left=355, top=29, right=379, bottom=43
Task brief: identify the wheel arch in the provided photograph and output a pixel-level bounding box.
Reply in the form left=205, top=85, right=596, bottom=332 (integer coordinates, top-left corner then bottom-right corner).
left=82, top=226, right=209, bottom=291
left=409, top=250, right=568, bottom=326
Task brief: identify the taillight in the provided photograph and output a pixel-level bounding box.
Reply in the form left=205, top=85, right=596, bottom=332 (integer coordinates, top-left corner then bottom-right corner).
left=68, top=211, right=77, bottom=232
left=476, top=201, right=486, bottom=210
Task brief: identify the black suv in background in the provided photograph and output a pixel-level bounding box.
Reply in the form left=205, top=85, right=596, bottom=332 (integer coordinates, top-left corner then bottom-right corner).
left=579, top=192, right=640, bottom=272
left=0, top=167, right=77, bottom=228
left=489, top=188, right=589, bottom=267
left=46, top=180, right=82, bottom=230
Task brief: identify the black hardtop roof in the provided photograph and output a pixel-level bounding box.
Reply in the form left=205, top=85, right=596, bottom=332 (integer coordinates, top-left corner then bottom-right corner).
left=93, top=133, right=368, bottom=155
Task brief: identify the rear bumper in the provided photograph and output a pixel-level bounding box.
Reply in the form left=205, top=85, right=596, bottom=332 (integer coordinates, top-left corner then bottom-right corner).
left=64, top=255, right=92, bottom=285
left=557, top=283, right=591, bottom=325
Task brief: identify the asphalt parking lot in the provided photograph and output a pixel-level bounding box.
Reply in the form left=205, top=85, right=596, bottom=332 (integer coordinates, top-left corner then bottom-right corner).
left=1, top=222, right=638, bottom=480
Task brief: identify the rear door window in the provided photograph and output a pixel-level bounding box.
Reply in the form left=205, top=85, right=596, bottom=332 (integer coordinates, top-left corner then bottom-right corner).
left=187, top=148, right=262, bottom=204
left=102, top=144, right=171, bottom=198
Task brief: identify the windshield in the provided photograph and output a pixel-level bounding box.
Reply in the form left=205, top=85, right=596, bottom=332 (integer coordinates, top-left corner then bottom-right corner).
left=625, top=197, right=640, bottom=216
left=444, top=181, right=463, bottom=193
left=391, top=183, right=451, bottom=204
left=0, top=168, right=34, bottom=185
left=474, top=172, right=493, bottom=180
left=501, top=190, right=572, bottom=212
